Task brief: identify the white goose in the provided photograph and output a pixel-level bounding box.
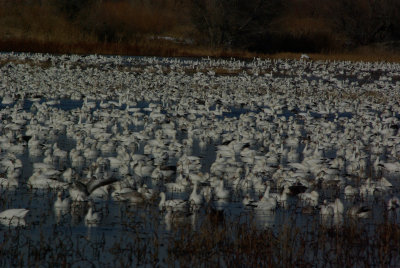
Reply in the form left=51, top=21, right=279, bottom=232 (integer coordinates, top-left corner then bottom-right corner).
left=298, top=190, right=319, bottom=206
left=320, top=200, right=334, bottom=217
left=114, top=190, right=145, bottom=203
left=189, top=182, right=204, bottom=210
left=347, top=204, right=371, bottom=219
left=387, top=196, right=400, bottom=211
left=344, top=185, right=359, bottom=198
left=215, top=180, right=230, bottom=200
left=360, top=178, right=376, bottom=197
left=84, top=201, right=101, bottom=226
left=137, top=184, right=155, bottom=200
left=254, top=185, right=277, bottom=211
left=0, top=169, right=19, bottom=189
left=165, top=172, right=190, bottom=193
left=0, top=208, right=29, bottom=226
left=28, top=169, right=68, bottom=190
left=54, top=191, right=70, bottom=211
left=270, top=185, right=290, bottom=207
left=328, top=198, right=344, bottom=215
left=159, top=192, right=188, bottom=212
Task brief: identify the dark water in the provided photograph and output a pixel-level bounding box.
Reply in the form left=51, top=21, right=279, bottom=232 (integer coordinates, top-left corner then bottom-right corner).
left=1, top=96, right=398, bottom=267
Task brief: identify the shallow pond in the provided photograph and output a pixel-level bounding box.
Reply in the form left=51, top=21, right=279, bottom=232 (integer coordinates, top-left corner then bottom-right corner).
left=1, top=53, right=400, bottom=266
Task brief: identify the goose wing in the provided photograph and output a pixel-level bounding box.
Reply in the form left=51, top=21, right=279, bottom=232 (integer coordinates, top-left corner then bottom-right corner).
left=0, top=208, right=29, bottom=219
left=87, top=177, right=119, bottom=195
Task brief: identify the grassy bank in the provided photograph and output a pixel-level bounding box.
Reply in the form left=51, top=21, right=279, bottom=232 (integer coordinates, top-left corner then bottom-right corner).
left=0, top=38, right=258, bottom=59
left=1, top=0, right=400, bottom=62
left=3, top=38, right=400, bottom=63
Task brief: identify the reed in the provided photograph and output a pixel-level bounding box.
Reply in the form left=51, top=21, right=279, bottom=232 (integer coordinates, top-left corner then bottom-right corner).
left=0, top=202, right=399, bottom=267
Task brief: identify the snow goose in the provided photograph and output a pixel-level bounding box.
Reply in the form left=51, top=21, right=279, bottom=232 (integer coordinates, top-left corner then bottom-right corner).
left=242, top=195, right=256, bottom=207
left=298, top=190, right=319, bottom=207
left=302, top=142, right=314, bottom=158
left=287, top=146, right=300, bottom=163
left=331, top=198, right=344, bottom=215
left=132, top=160, right=154, bottom=178
left=189, top=172, right=208, bottom=184
left=89, top=185, right=110, bottom=200
left=320, top=200, right=334, bottom=217
left=69, top=176, right=118, bottom=201
left=0, top=169, right=18, bottom=189
left=114, top=190, right=145, bottom=203
left=28, top=169, right=68, bottom=190
left=1, top=94, right=14, bottom=105
left=251, top=174, right=267, bottom=195
left=54, top=191, right=70, bottom=222
left=84, top=201, right=101, bottom=227
left=380, top=162, right=400, bottom=174
left=138, top=184, right=155, bottom=200
left=201, top=186, right=213, bottom=203
left=165, top=172, right=190, bottom=193
left=83, top=97, right=96, bottom=110
left=0, top=208, right=29, bottom=226
left=270, top=185, right=290, bottom=207
left=159, top=192, right=188, bottom=212
left=215, top=180, right=230, bottom=200
left=375, top=177, right=392, bottom=193
left=360, top=178, right=376, bottom=198
left=151, top=165, right=176, bottom=181
left=344, top=185, right=359, bottom=198
left=387, top=196, right=400, bottom=211
left=53, top=143, right=68, bottom=169
left=54, top=191, right=70, bottom=211
left=61, top=168, right=75, bottom=183
left=347, top=204, right=371, bottom=219
left=111, top=180, right=135, bottom=201
left=254, top=185, right=277, bottom=211
left=189, top=182, right=204, bottom=210
left=163, top=206, right=190, bottom=231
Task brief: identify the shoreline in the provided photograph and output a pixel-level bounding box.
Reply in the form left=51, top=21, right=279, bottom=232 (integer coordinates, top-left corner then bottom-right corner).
left=1, top=39, right=400, bottom=63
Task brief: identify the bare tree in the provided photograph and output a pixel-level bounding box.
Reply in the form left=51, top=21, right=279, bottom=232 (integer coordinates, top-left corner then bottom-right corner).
left=190, top=0, right=282, bottom=49
left=327, top=0, right=400, bottom=47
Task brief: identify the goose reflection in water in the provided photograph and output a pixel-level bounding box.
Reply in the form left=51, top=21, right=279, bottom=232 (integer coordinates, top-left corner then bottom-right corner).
left=254, top=210, right=276, bottom=229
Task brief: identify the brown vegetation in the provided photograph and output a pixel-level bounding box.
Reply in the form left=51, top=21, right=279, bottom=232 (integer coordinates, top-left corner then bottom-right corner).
left=0, top=0, right=400, bottom=61
left=2, top=209, right=399, bottom=267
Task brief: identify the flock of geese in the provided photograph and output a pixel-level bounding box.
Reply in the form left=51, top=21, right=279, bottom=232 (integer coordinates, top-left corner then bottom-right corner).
left=0, top=52, right=400, bottom=229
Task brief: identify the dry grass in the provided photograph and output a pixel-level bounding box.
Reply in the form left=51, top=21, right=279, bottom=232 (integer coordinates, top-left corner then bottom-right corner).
left=0, top=1, right=92, bottom=43
left=80, top=1, right=182, bottom=42
left=2, top=37, right=400, bottom=64
left=164, top=214, right=400, bottom=267
left=270, top=50, right=400, bottom=63
left=1, top=208, right=399, bottom=267
left=0, top=37, right=261, bottom=59
left=0, top=1, right=399, bottom=62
